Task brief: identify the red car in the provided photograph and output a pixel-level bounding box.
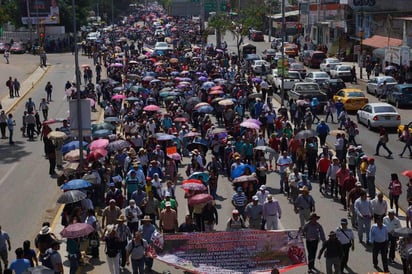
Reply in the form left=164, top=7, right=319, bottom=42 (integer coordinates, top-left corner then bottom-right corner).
left=250, top=30, right=264, bottom=42
left=10, top=42, right=25, bottom=54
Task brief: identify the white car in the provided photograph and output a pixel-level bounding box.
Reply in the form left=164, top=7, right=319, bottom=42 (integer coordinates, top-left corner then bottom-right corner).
left=305, top=71, right=331, bottom=85
left=319, top=58, right=341, bottom=74
left=330, top=65, right=352, bottom=82
left=366, top=76, right=397, bottom=97
left=356, top=102, right=401, bottom=130
left=154, top=42, right=170, bottom=51
left=274, top=71, right=302, bottom=90
left=251, top=60, right=270, bottom=74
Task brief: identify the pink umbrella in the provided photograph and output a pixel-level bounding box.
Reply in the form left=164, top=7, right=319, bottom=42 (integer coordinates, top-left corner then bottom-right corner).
left=194, top=102, right=210, bottom=110
left=244, top=118, right=262, bottom=126
left=143, top=104, right=161, bottom=111
left=188, top=193, right=213, bottom=206
left=184, top=131, right=201, bottom=137
left=110, top=63, right=123, bottom=67
left=167, top=153, right=182, bottom=161
left=60, top=223, right=95, bottom=238
left=112, top=94, right=127, bottom=100
left=181, top=183, right=207, bottom=191
left=89, top=139, right=109, bottom=151
left=240, top=121, right=261, bottom=129
left=88, top=148, right=108, bottom=161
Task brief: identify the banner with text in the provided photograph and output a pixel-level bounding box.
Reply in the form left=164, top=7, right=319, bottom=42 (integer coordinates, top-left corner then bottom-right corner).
left=156, top=230, right=306, bottom=273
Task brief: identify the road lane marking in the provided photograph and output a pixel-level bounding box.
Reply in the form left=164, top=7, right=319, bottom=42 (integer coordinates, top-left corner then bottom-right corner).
left=0, top=162, right=18, bottom=187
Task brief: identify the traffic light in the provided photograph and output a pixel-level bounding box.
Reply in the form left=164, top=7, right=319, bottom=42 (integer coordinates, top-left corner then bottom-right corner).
left=40, top=32, right=45, bottom=39
left=297, top=24, right=302, bottom=30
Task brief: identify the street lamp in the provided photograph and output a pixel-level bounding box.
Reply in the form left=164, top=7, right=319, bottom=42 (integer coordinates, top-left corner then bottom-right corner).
left=359, top=28, right=363, bottom=79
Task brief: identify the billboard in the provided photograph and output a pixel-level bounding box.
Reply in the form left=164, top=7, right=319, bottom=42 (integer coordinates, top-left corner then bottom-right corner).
left=21, top=0, right=60, bottom=25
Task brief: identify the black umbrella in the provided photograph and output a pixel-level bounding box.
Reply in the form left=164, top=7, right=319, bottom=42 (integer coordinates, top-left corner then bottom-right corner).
left=294, top=129, right=318, bottom=140
left=187, top=140, right=208, bottom=154
left=57, top=190, right=87, bottom=204
left=393, top=227, right=412, bottom=237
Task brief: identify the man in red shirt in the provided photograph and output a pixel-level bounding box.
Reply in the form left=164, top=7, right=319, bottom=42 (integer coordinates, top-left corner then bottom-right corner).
left=336, top=163, right=350, bottom=210
left=317, top=154, right=331, bottom=194
left=268, top=134, right=280, bottom=170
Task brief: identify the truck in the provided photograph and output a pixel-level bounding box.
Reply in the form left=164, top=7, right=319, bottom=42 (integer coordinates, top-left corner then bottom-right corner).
left=288, top=82, right=328, bottom=112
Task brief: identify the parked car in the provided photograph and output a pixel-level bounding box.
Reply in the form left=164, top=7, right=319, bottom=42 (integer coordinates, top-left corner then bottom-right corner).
left=305, top=71, right=330, bottom=85
left=330, top=65, right=352, bottom=82
left=9, top=42, right=25, bottom=54
left=387, top=84, right=412, bottom=108
left=251, top=60, right=270, bottom=74
left=333, top=88, right=368, bottom=111
left=250, top=30, right=264, bottom=41
left=366, top=76, right=397, bottom=97
left=320, top=58, right=341, bottom=74
left=262, top=48, right=277, bottom=61
left=304, top=51, right=326, bottom=68
left=289, top=62, right=306, bottom=79
left=299, top=50, right=313, bottom=63
left=356, top=102, right=401, bottom=130
left=0, top=42, right=10, bottom=53
left=284, top=44, right=299, bottom=57
left=273, top=70, right=302, bottom=91
left=321, top=79, right=346, bottom=99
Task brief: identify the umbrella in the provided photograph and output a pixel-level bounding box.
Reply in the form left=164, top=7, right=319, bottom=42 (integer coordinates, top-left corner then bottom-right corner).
left=106, top=139, right=131, bottom=152
left=156, top=133, right=176, bottom=141
left=248, top=93, right=263, bottom=99
left=61, top=140, right=88, bottom=154
left=244, top=118, right=262, bottom=126
left=198, top=76, right=208, bottom=81
left=209, top=90, right=224, bottom=95
left=211, top=128, right=227, bottom=134
left=109, top=63, right=123, bottom=67
left=60, top=223, right=95, bottom=238
left=294, top=129, right=318, bottom=140
left=393, top=227, right=412, bottom=237
left=187, top=140, right=208, bottom=153
left=26, top=265, right=55, bottom=274
left=92, top=129, right=112, bottom=138
left=218, top=99, right=234, bottom=106
left=173, top=117, right=188, bottom=123
left=167, top=153, right=182, bottom=160
left=211, top=97, right=224, bottom=103
left=188, top=172, right=210, bottom=182
left=47, top=131, right=67, bottom=140
left=232, top=175, right=259, bottom=183
left=188, top=194, right=213, bottom=206
left=87, top=148, right=108, bottom=161
left=210, top=86, right=223, bottom=91
left=124, top=96, right=140, bottom=102
left=61, top=179, right=92, bottom=190
left=201, top=81, right=215, bottom=89
left=126, top=73, right=139, bottom=79
left=82, top=173, right=98, bottom=184
left=91, top=122, right=115, bottom=131
left=329, top=129, right=347, bottom=137
left=113, top=87, right=125, bottom=93
left=252, top=77, right=262, bottom=83
left=43, top=119, right=58, bottom=125
left=194, top=102, right=210, bottom=110
left=231, top=164, right=257, bottom=179
left=240, top=121, right=260, bottom=129
left=57, top=190, right=87, bottom=204
left=142, top=76, right=155, bottom=82
left=64, top=149, right=87, bottom=161
left=169, top=58, right=178, bottom=63
left=111, top=94, right=127, bottom=100
left=184, top=131, right=201, bottom=138
left=402, top=170, right=412, bottom=178
left=81, top=64, right=90, bottom=68
left=197, top=105, right=214, bottom=113
left=254, top=146, right=277, bottom=154
left=104, top=117, right=121, bottom=123
left=181, top=183, right=207, bottom=191
left=89, top=139, right=109, bottom=151
left=143, top=104, right=161, bottom=111
left=182, top=179, right=203, bottom=185
left=63, top=162, right=79, bottom=175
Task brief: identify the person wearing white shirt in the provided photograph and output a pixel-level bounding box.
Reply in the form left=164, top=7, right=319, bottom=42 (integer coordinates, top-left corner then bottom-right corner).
left=383, top=209, right=402, bottom=263
left=335, top=218, right=354, bottom=272
left=371, top=192, right=388, bottom=221
left=256, top=185, right=269, bottom=206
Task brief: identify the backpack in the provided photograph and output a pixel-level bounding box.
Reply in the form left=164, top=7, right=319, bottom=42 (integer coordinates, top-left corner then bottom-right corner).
left=390, top=180, right=402, bottom=196
left=128, top=239, right=147, bottom=259
left=41, top=249, right=57, bottom=269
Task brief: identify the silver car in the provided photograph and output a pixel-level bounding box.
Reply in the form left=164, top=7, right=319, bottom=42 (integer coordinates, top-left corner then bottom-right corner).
left=305, top=71, right=330, bottom=85
left=366, top=76, right=397, bottom=97
left=356, top=102, right=401, bottom=130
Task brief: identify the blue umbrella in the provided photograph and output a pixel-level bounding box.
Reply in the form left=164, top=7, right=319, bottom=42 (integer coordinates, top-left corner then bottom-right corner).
left=189, top=172, right=210, bottom=183
left=170, top=71, right=180, bottom=76
left=231, top=164, right=256, bottom=179
left=61, top=179, right=92, bottom=190
left=156, top=133, right=176, bottom=141
left=62, top=140, right=89, bottom=154
left=198, top=76, right=208, bottom=82
left=92, top=129, right=112, bottom=138
left=197, top=105, right=214, bottom=113
left=201, top=81, right=215, bottom=89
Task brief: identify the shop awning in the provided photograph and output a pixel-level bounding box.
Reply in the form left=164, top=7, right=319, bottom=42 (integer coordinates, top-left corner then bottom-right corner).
left=362, top=35, right=403, bottom=48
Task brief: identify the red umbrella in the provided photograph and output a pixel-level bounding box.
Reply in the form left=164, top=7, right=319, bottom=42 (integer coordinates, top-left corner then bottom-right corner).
left=402, top=170, right=412, bottom=178
left=173, top=117, right=188, bottom=123
left=188, top=193, right=213, bottom=206
left=210, top=86, right=223, bottom=91
left=112, top=94, right=127, bottom=100
left=89, top=139, right=109, bottom=151
left=184, top=131, right=201, bottom=137
left=182, top=179, right=203, bottom=185
left=88, top=148, right=108, bottom=161
left=181, top=183, right=207, bottom=191
left=42, top=119, right=58, bottom=125
left=60, top=223, right=95, bottom=238
left=209, top=90, right=224, bottom=95
left=194, top=102, right=210, bottom=110
left=143, top=104, right=161, bottom=111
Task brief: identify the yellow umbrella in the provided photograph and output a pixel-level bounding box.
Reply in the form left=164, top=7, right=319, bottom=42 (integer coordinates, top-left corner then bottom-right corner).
left=63, top=149, right=87, bottom=162
left=47, top=131, right=68, bottom=140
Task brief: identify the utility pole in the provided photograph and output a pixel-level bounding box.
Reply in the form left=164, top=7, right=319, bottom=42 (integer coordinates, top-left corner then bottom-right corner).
left=359, top=5, right=364, bottom=79
left=268, top=0, right=272, bottom=42
left=280, top=0, right=285, bottom=104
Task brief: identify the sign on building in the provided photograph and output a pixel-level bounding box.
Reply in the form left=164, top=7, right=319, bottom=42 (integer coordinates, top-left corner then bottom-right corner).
left=20, top=0, right=60, bottom=25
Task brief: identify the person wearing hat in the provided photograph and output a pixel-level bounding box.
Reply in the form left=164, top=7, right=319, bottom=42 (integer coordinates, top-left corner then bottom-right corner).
left=336, top=218, right=355, bottom=272
left=354, top=191, right=372, bottom=244
left=383, top=209, right=401, bottom=263
left=326, top=156, right=340, bottom=198
left=257, top=185, right=269, bottom=206
left=277, top=151, right=293, bottom=194
left=294, top=186, right=315, bottom=228
left=115, top=215, right=132, bottom=269
left=370, top=217, right=389, bottom=272
left=125, top=199, right=143, bottom=234
left=159, top=201, right=178, bottom=233
left=35, top=223, right=57, bottom=257
left=263, top=194, right=282, bottom=230
left=232, top=187, right=248, bottom=219
left=317, top=231, right=343, bottom=274
left=347, top=145, right=357, bottom=174
left=302, top=213, right=326, bottom=273
left=226, top=209, right=246, bottom=231
left=105, top=182, right=124, bottom=208
left=297, top=174, right=313, bottom=192
left=148, top=159, right=164, bottom=180
left=138, top=215, right=156, bottom=270
left=245, top=195, right=263, bottom=229
left=366, top=157, right=377, bottom=199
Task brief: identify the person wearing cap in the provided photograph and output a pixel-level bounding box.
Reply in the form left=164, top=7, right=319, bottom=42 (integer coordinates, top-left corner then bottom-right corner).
left=303, top=213, right=326, bottom=273
left=369, top=217, right=389, bottom=272
left=105, top=182, right=124, bottom=208
left=159, top=201, right=178, bottom=233
left=226, top=209, right=246, bottom=231
left=383, top=209, right=401, bottom=263
left=371, top=192, right=388, bottom=222
left=336, top=218, right=354, bottom=272
left=263, top=194, right=282, bottom=230
left=326, top=156, right=340, bottom=198
left=138, top=216, right=156, bottom=270
left=125, top=199, right=143, bottom=234
left=366, top=157, right=377, bottom=199
left=277, top=151, right=293, bottom=194
left=294, top=186, right=315, bottom=228
left=354, top=191, right=372, bottom=243
left=232, top=187, right=248, bottom=219
left=317, top=231, right=343, bottom=274
left=257, top=185, right=269, bottom=206
left=102, top=200, right=121, bottom=228
left=115, top=215, right=132, bottom=269
left=297, top=174, right=312, bottom=192
left=245, top=195, right=263, bottom=229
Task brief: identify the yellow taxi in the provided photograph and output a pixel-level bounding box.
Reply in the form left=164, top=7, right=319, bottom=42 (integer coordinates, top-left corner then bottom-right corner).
left=333, top=88, right=369, bottom=111
left=397, top=122, right=412, bottom=138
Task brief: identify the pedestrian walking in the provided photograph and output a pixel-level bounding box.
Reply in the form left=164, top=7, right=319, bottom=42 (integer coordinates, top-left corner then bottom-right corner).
left=294, top=186, right=315, bottom=228
left=4, top=50, right=9, bottom=64
left=115, top=215, right=132, bottom=270
left=370, top=217, right=389, bottom=272
left=39, top=98, right=49, bottom=120
left=9, top=248, right=30, bottom=274
left=375, top=126, right=392, bottom=157
left=232, top=187, right=248, bottom=219
left=0, top=225, right=11, bottom=274
left=336, top=218, right=354, bottom=272
left=383, top=209, right=401, bottom=264
left=6, top=113, right=16, bottom=145
left=125, top=231, right=148, bottom=274
left=13, top=78, right=20, bottom=97
left=45, top=82, right=53, bottom=102
left=317, top=231, right=343, bottom=274
left=303, top=213, right=326, bottom=273
left=388, top=173, right=402, bottom=216
left=351, top=65, right=357, bottom=84
left=374, top=63, right=380, bottom=77
left=104, top=225, right=121, bottom=274
left=366, top=157, right=377, bottom=199
left=66, top=238, right=80, bottom=274
left=354, top=191, right=372, bottom=243
left=399, top=125, right=412, bottom=157
left=245, top=196, right=263, bottom=229
left=262, top=194, right=281, bottom=230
